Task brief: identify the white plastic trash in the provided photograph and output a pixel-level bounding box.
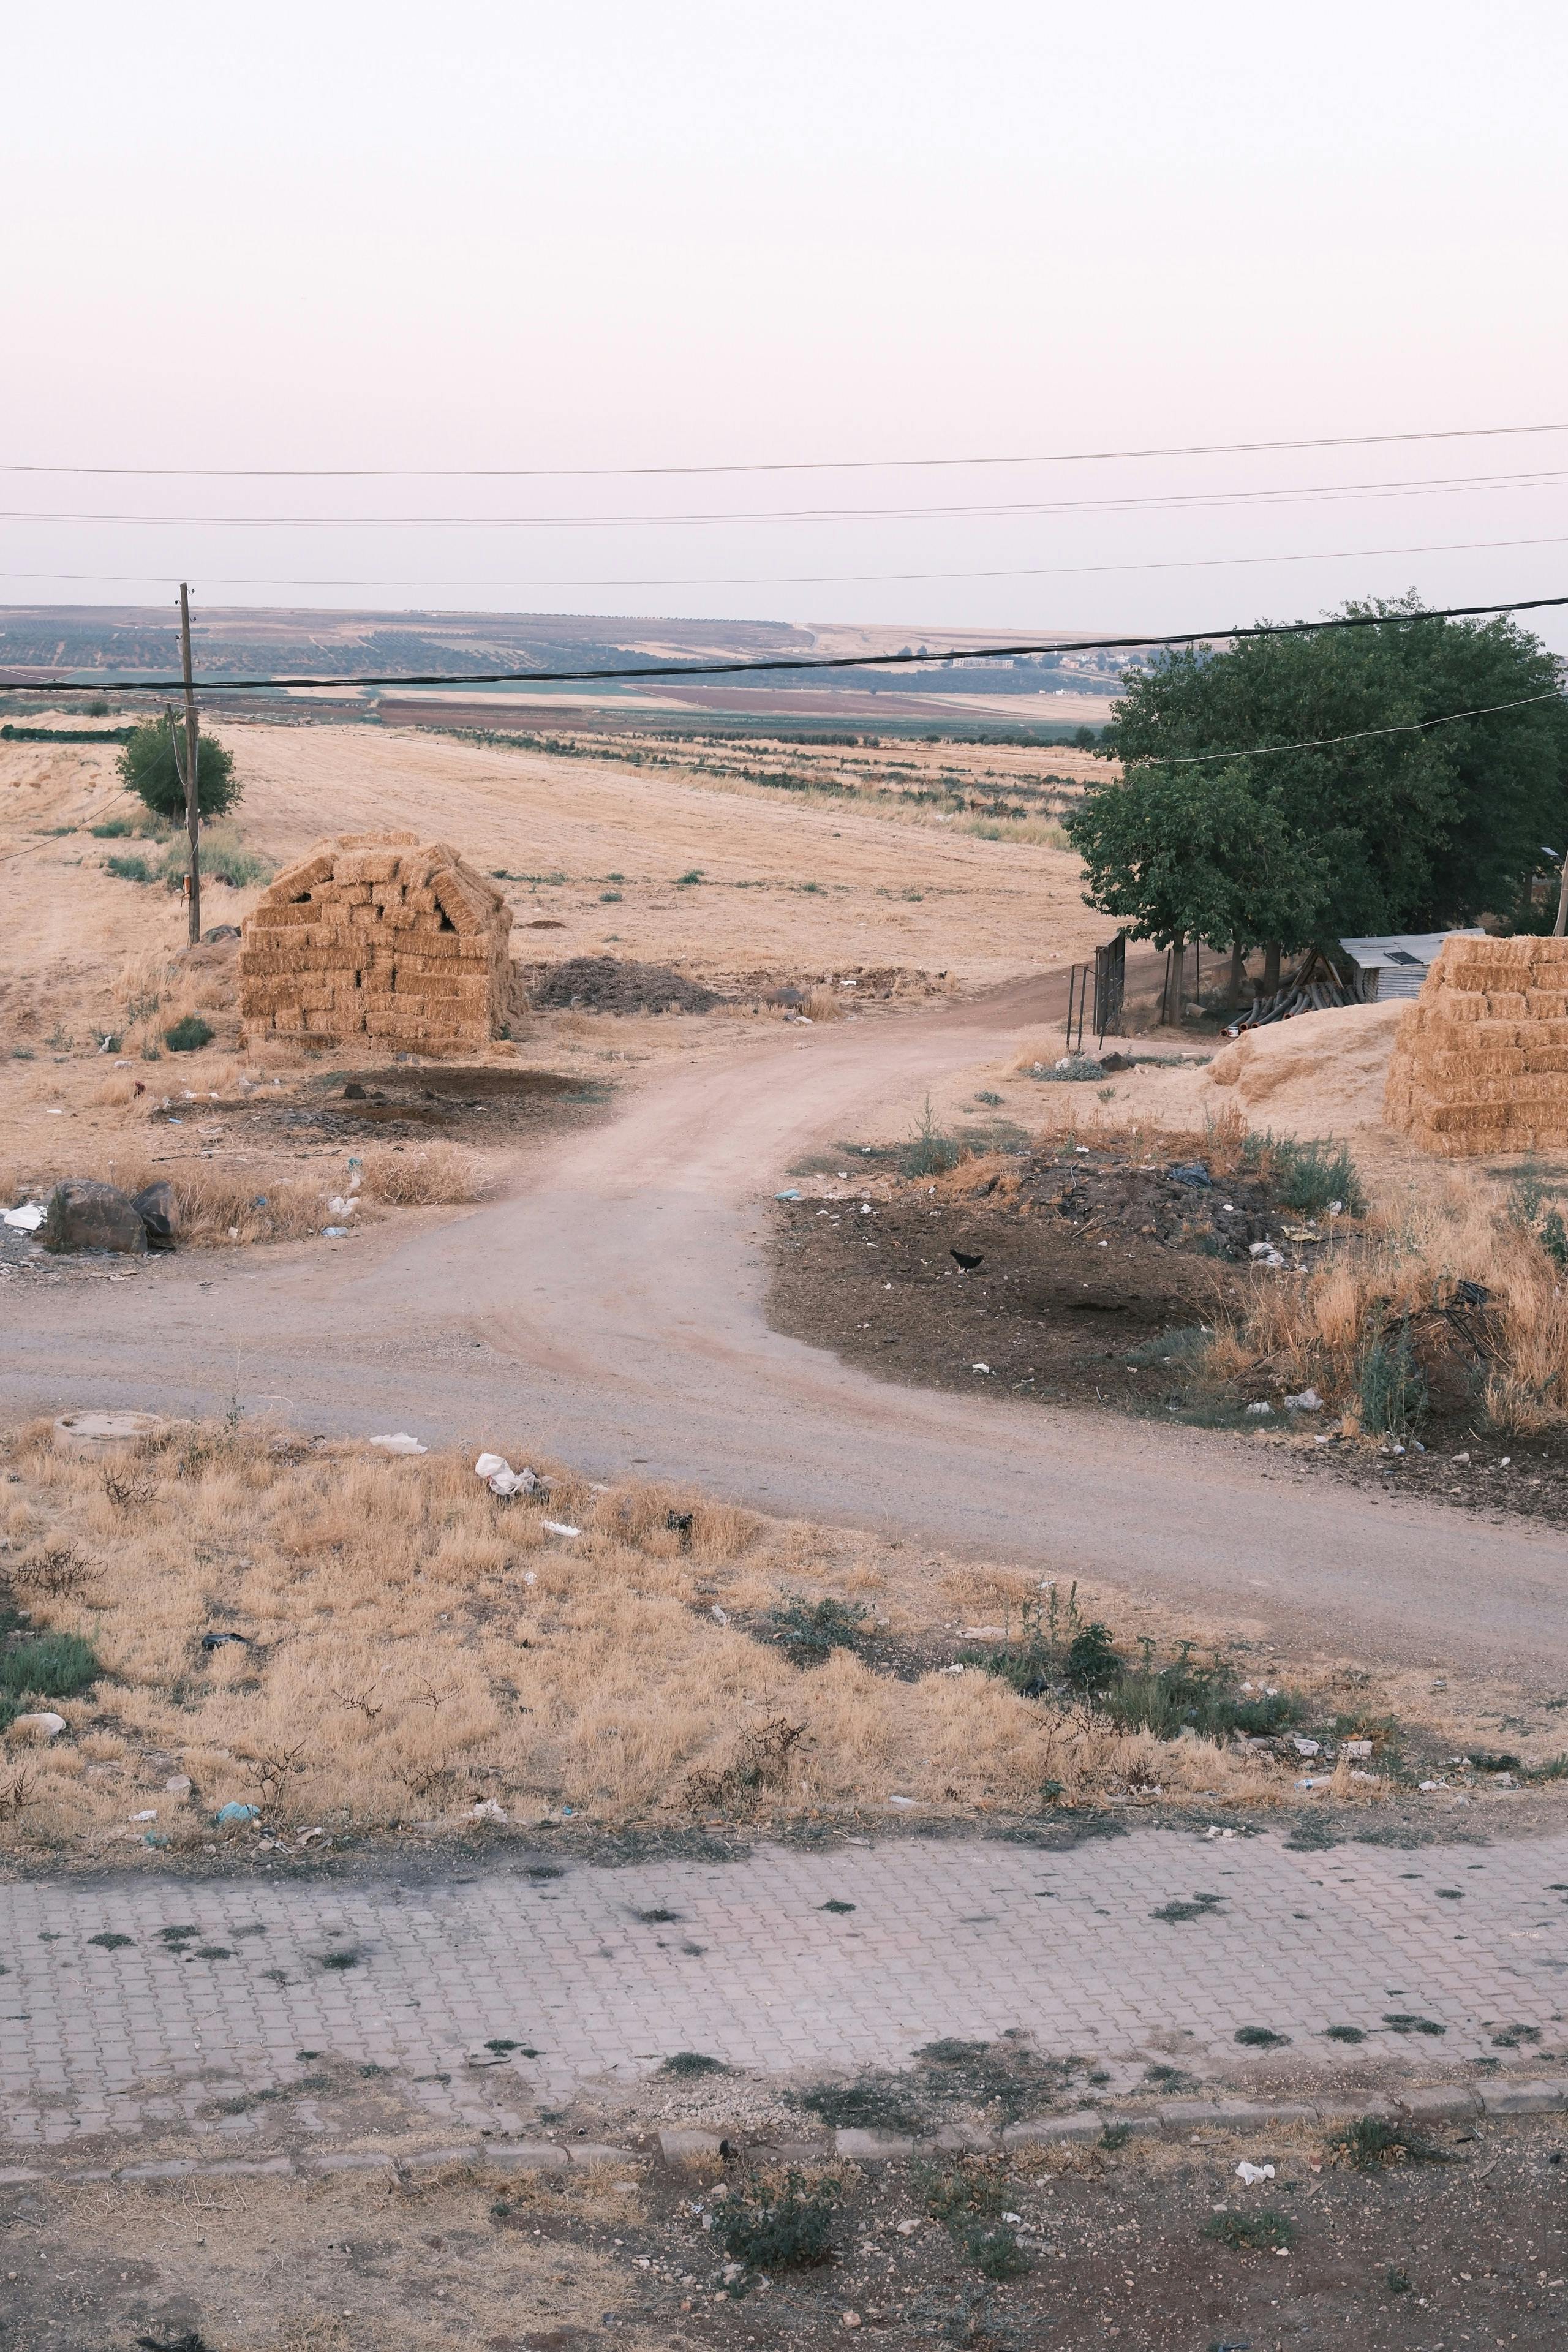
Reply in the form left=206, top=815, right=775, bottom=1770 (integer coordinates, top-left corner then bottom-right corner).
left=1235, top=2161, right=1275, bottom=2186
left=370, top=1433, right=427, bottom=1455
left=1284, top=1388, right=1322, bottom=1411
left=476, top=1452, right=541, bottom=1498
left=543, top=1520, right=581, bottom=1538
left=2, top=1202, right=45, bottom=1232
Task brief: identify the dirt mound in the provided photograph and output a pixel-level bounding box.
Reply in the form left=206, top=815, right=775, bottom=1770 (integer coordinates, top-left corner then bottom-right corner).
left=521, top=954, right=725, bottom=1014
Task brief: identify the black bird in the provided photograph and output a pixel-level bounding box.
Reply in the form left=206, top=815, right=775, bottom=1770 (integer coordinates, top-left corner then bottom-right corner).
left=951, top=1248, right=985, bottom=1272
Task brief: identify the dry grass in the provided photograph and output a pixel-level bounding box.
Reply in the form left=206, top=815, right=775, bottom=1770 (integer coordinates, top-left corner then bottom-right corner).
left=0, top=1420, right=1305, bottom=1855
left=803, top=984, right=849, bottom=1023
left=360, top=1142, right=483, bottom=1205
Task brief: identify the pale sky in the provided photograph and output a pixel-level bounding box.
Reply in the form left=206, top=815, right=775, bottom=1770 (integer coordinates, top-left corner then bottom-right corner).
left=5, top=0, right=1567, bottom=649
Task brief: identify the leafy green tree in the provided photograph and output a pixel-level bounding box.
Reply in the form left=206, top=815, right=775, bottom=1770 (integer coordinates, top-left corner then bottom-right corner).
left=1099, top=599, right=1568, bottom=965
left=116, top=718, right=240, bottom=823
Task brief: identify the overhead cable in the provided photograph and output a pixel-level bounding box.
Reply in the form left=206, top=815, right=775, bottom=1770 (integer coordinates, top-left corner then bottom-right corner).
left=6, top=420, right=1568, bottom=479
left=5, top=592, right=1567, bottom=693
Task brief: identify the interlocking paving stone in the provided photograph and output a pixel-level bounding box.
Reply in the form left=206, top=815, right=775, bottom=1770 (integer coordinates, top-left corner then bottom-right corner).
left=4, top=1828, right=1568, bottom=2146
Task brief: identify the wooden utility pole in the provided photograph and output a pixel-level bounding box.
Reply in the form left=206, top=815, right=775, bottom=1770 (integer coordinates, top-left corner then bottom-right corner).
left=179, top=582, right=200, bottom=945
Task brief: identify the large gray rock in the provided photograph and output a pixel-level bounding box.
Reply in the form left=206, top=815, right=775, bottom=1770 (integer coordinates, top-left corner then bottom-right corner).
left=130, top=1179, right=178, bottom=1250
left=42, top=1180, right=147, bottom=1256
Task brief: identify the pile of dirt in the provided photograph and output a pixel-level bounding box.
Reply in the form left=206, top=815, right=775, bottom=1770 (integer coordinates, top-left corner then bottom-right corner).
left=1012, top=1152, right=1310, bottom=1264
left=521, top=954, right=725, bottom=1014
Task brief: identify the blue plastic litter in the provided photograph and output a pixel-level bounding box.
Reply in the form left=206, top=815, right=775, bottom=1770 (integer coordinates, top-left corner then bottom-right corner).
left=774, top=1189, right=802, bottom=1201
left=214, top=1801, right=260, bottom=1825
left=1169, top=1162, right=1212, bottom=1188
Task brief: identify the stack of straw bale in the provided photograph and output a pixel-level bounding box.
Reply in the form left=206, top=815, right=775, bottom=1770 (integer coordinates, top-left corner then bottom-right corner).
left=239, top=831, right=513, bottom=1054
left=1384, top=933, right=1568, bottom=1156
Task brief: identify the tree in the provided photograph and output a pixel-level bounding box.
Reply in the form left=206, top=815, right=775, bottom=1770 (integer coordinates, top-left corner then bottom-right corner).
left=116, top=718, right=240, bottom=823
left=1100, top=598, right=1568, bottom=961
left=1066, top=760, right=1322, bottom=1016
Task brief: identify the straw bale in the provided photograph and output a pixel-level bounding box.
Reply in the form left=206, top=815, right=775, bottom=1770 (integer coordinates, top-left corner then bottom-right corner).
left=1431, top=989, right=1487, bottom=1022
left=334, top=850, right=401, bottom=885
left=266, top=850, right=336, bottom=899
left=1482, top=992, right=1528, bottom=1020
left=1521, top=1046, right=1568, bottom=1075
left=1527, top=991, right=1568, bottom=1020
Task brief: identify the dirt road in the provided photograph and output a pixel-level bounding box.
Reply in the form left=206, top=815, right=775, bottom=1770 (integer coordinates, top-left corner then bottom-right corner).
left=4, top=976, right=1564, bottom=1679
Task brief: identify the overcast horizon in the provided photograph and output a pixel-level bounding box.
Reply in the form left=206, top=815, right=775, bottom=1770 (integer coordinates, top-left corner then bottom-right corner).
left=6, top=2, right=1568, bottom=654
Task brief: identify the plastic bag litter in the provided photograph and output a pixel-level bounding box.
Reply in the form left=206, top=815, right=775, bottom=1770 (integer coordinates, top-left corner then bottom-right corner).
left=2, top=1202, right=45, bottom=1232
left=543, top=1519, right=581, bottom=1538
left=326, top=1195, right=360, bottom=1217
left=370, top=1433, right=427, bottom=1455
left=1235, top=2161, right=1275, bottom=2185
left=470, top=1798, right=508, bottom=1824
left=1284, top=1387, right=1322, bottom=1411
left=322, top=1226, right=352, bottom=1238
left=215, top=1801, right=259, bottom=1825
left=475, top=1452, right=542, bottom=1498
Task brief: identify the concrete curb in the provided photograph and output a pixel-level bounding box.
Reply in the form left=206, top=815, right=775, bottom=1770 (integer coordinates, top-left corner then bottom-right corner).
left=2, top=2080, right=1561, bottom=2190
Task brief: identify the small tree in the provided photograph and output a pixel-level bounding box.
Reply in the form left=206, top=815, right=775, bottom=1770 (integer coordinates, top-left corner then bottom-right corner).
left=116, top=718, right=240, bottom=824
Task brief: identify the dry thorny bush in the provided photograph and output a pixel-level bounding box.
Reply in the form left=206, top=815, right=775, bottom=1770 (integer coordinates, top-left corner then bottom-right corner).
left=0, top=1419, right=1295, bottom=1852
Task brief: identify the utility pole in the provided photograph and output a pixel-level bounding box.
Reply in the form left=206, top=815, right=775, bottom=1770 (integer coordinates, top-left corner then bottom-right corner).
left=179, top=582, right=200, bottom=946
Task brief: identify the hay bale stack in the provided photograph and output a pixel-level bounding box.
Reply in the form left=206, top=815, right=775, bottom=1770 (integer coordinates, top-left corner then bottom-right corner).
left=1384, top=933, right=1568, bottom=1156
left=239, top=831, right=513, bottom=1054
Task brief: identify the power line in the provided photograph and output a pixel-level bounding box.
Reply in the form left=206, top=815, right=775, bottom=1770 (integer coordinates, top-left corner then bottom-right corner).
left=4, top=527, right=1568, bottom=596
left=2, top=464, right=1564, bottom=532
left=5, top=592, right=1566, bottom=693
left=6, top=420, right=1568, bottom=480
left=1133, top=689, right=1564, bottom=767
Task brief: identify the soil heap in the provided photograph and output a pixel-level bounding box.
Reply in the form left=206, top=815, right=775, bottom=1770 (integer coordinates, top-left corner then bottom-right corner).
left=1384, top=932, right=1568, bottom=1156
left=239, top=831, right=513, bottom=1054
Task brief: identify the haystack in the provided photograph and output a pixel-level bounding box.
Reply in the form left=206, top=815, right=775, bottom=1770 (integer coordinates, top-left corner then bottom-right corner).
left=239, top=832, right=513, bottom=1054
left=1384, top=933, right=1568, bottom=1156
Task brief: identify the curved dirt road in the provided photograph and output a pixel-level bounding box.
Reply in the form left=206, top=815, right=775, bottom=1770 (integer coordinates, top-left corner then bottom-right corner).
left=4, top=981, right=1564, bottom=1676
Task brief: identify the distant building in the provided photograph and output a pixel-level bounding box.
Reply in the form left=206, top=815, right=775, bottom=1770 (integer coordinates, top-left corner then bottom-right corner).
left=1338, top=930, right=1488, bottom=1001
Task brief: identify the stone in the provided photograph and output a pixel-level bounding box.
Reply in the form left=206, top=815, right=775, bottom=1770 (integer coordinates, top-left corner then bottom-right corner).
left=42, top=1180, right=146, bottom=1256
left=52, top=1410, right=163, bottom=1457
left=1001, top=2113, right=1109, bottom=2146
left=1397, top=2086, right=1481, bottom=2122
left=658, top=2128, right=725, bottom=2163
left=130, top=1180, right=178, bottom=1250
left=7, top=1714, right=66, bottom=1741
left=1479, top=2080, right=1568, bottom=2117
left=835, top=2129, right=917, bottom=2160
left=486, top=2143, right=570, bottom=2171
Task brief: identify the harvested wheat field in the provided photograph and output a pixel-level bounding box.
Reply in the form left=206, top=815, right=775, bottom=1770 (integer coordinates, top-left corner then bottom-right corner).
left=1, top=1417, right=1556, bottom=1863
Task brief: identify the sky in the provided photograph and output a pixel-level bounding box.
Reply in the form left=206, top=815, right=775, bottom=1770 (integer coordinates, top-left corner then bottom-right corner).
left=4, top=0, right=1568, bottom=650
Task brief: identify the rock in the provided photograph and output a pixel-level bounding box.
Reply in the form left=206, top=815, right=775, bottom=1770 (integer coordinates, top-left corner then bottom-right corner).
left=42, top=1180, right=146, bottom=1256
left=202, top=924, right=241, bottom=944
left=130, top=1180, right=178, bottom=1250
left=1099, top=1052, right=1133, bottom=1073
left=164, top=1774, right=193, bottom=1796
left=8, top=1712, right=66, bottom=1741
left=342, top=1081, right=368, bottom=1099
left=52, top=1411, right=163, bottom=1458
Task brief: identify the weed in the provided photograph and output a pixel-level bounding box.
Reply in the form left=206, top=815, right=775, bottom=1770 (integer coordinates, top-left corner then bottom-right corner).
left=633, top=1907, right=682, bottom=1924
left=1065, top=1621, right=1120, bottom=1693
left=1323, top=2025, right=1366, bottom=2043
left=799, top=2079, right=922, bottom=2133
left=1, top=1633, right=101, bottom=1702
left=961, top=2222, right=1030, bottom=2279
left=661, top=2051, right=728, bottom=2076
left=319, top=1947, right=363, bottom=1971
left=105, top=853, right=155, bottom=883
left=820, top=1899, right=856, bottom=1914
left=164, top=1015, right=214, bottom=1054
left=1234, top=2025, right=1290, bottom=2048
left=1490, top=2024, right=1543, bottom=2047
left=87, top=1932, right=134, bottom=1950
left=1359, top=1316, right=1427, bottom=1442
left=674, top=870, right=704, bottom=886
left=715, top=2169, right=837, bottom=2271
left=1101, top=2122, right=1132, bottom=2149
left=1335, top=2114, right=1454, bottom=2168
left=901, top=1095, right=959, bottom=1178
left=1204, top=2208, right=1297, bottom=2252
left=1268, top=1134, right=1365, bottom=1216
left=359, top=1143, right=480, bottom=1205
left=764, top=1595, right=868, bottom=1665
left=91, top=817, right=138, bottom=838
left=1144, top=2064, right=1196, bottom=2090
left=921, top=2165, right=1005, bottom=2225
left=1152, top=1892, right=1226, bottom=1924
left=1382, top=2013, right=1446, bottom=2037
left=158, top=1926, right=200, bottom=1945
left=1387, top=2267, right=1413, bottom=2294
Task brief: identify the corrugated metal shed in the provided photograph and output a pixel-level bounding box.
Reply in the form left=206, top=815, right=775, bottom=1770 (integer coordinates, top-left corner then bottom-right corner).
left=1338, top=930, right=1488, bottom=1000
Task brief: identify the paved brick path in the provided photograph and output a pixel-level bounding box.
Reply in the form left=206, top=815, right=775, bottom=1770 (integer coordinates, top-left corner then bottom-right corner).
left=4, top=1828, right=1566, bottom=2155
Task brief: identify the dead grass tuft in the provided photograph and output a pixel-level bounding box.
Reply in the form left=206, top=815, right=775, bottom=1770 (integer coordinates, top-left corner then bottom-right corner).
left=804, top=983, right=848, bottom=1023
left=359, top=1142, right=482, bottom=1205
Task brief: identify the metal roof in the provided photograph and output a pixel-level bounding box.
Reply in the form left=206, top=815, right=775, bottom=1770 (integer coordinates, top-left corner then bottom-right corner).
left=1338, top=930, right=1487, bottom=998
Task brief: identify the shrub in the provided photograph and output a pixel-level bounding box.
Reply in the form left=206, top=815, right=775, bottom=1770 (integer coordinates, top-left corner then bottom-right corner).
left=1269, top=1134, right=1365, bottom=1216
left=715, top=2170, right=837, bottom=2271
left=105, top=854, right=155, bottom=884
left=764, top=1596, right=867, bottom=1665
left=164, top=1016, right=214, bottom=1054
left=1358, top=1317, right=1427, bottom=1442
left=660, top=2051, right=728, bottom=2076
left=1, top=1632, right=102, bottom=1702
left=157, top=821, right=273, bottom=891
left=960, top=2222, right=1030, bottom=2279
left=901, top=1096, right=959, bottom=1178
left=118, top=720, right=240, bottom=822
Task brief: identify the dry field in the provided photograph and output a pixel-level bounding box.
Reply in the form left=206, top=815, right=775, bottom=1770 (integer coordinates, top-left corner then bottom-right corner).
left=0, top=1417, right=1556, bottom=1861
left=0, top=715, right=1109, bottom=1207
